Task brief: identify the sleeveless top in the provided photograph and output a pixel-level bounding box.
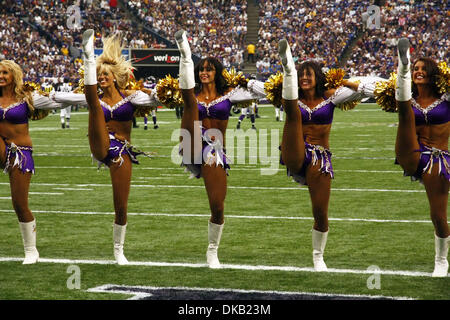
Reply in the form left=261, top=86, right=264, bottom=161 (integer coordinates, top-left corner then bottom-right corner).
left=298, top=97, right=335, bottom=125
left=100, top=91, right=136, bottom=122
left=0, top=101, right=29, bottom=124
left=197, top=87, right=243, bottom=121
left=412, top=95, right=450, bottom=126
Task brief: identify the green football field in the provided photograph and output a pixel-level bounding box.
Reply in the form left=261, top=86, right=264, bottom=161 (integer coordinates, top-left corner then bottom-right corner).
left=0, top=104, right=448, bottom=301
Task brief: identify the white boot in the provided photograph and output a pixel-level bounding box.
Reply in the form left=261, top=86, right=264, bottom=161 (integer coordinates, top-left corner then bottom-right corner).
left=432, top=234, right=449, bottom=277
left=395, top=38, right=411, bottom=102
left=278, top=39, right=298, bottom=100
left=175, top=30, right=195, bottom=89
left=82, top=29, right=97, bottom=86
left=19, top=220, right=39, bottom=264
left=206, top=221, right=224, bottom=269
left=312, top=229, right=328, bottom=272
left=113, top=223, right=129, bottom=265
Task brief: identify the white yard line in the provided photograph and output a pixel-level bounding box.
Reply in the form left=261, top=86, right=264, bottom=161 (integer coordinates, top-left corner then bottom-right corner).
left=0, top=182, right=424, bottom=193
left=0, top=256, right=436, bottom=280
left=0, top=209, right=431, bottom=224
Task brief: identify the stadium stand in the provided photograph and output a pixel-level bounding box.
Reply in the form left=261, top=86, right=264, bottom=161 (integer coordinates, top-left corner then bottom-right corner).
left=1, top=1, right=448, bottom=83
left=126, top=0, right=248, bottom=71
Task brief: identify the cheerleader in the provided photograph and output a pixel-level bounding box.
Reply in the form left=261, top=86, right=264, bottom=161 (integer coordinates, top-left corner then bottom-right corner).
left=277, top=40, right=377, bottom=271
left=175, top=30, right=266, bottom=268
left=67, top=29, right=159, bottom=264
left=395, top=38, right=449, bottom=277
left=0, top=60, right=63, bottom=264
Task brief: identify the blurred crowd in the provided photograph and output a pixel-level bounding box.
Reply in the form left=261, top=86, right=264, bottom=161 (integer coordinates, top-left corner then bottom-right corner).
left=126, top=0, right=248, bottom=71
left=347, top=0, right=449, bottom=78
left=257, top=0, right=366, bottom=78
left=1, top=0, right=448, bottom=84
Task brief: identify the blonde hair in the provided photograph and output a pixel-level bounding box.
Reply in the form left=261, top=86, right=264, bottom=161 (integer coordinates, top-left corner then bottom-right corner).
left=96, top=33, right=135, bottom=90
left=0, top=60, right=34, bottom=110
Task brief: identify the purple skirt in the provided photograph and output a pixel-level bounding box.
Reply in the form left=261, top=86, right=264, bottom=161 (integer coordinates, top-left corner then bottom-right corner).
left=96, top=133, right=147, bottom=168
left=280, top=142, right=334, bottom=186
left=3, top=142, right=35, bottom=174
left=180, top=128, right=230, bottom=179
left=400, top=143, right=450, bottom=183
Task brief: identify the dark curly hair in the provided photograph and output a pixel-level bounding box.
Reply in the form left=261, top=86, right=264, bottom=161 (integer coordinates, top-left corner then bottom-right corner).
left=411, top=57, right=441, bottom=98
left=194, top=57, right=229, bottom=96
left=297, top=60, right=327, bottom=99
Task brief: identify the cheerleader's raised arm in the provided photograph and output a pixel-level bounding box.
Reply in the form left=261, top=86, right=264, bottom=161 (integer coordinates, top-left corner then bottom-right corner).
left=227, top=79, right=267, bottom=103
left=50, top=88, right=161, bottom=111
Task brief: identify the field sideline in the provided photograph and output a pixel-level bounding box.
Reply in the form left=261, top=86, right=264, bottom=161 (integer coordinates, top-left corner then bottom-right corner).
left=0, top=103, right=448, bottom=301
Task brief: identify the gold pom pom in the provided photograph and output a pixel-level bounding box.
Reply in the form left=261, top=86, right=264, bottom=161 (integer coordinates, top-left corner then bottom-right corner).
left=22, top=81, right=50, bottom=120
left=222, top=68, right=249, bottom=88
left=325, top=68, right=346, bottom=89
left=23, top=81, right=45, bottom=96
left=336, top=100, right=360, bottom=111
left=155, top=75, right=183, bottom=109
left=264, top=72, right=283, bottom=107
left=374, top=72, right=397, bottom=112
left=126, top=77, right=144, bottom=91
left=73, top=66, right=85, bottom=94
left=437, top=61, right=450, bottom=94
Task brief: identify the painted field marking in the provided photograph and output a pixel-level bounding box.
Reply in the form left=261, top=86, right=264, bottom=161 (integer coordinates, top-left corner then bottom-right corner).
left=0, top=256, right=438, bottom=279
left=0, top=209, right=431, bottom=224
left=87, top=284, right=414, bottom=300
left=52, top=188, right=94, bottom=191
left=28, top=192, right=64, bottom=195
left=0, top=182, right=425, bottom=193
left=34, top=166, right=404, bottom=174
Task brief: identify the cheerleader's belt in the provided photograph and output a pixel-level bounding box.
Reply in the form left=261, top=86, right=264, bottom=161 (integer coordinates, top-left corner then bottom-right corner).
left=280, top=142, right=333, bottom=186
left=180, top=131, right=230, bottom=179
left=3, top=141, right=35, bottom=174
left=96, top=133, right=150, bottom=168
left=397, top=144, right=450, bottom=183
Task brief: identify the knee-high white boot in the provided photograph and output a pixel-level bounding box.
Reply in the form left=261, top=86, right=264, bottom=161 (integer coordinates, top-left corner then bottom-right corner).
left=432, top=234, right=449, bottom=277
left=206, top=221, right=224, bottom=269
left=312, top=229, right=328, bottom=272
left=175, top=30, right=195, bottom=90
left=82, top=29, right=97, bottom=86
left=19, top=220, right=39, bottom=264
left=278, top=39, right=298, bottom=100
left=113, top=223, right=129, bottom=265
left=395, top=38, right=411, bottom=102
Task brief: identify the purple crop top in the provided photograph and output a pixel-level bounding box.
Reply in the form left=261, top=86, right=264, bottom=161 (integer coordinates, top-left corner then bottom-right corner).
left=197, top=94, right=233, bottom=121
left=100, top=91, right=135, bottom=122
left=412, top=97, right=449, bottom=126
left=0, top=101, right=29, bottom=124
left=298, top=98, right=335, bottom=125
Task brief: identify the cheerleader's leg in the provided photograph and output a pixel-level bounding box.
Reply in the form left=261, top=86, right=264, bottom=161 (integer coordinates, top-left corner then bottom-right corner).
left=176, top=30, right=201, bottom=165
left=10, top=167, right=39, bottom=264
left=82, top=29, right=110, bottom=161
left=395, top=38, right=420, bottom=175
left=278, top=39, right=305, bottom=173
left=202, top=164, right=227, bottom=269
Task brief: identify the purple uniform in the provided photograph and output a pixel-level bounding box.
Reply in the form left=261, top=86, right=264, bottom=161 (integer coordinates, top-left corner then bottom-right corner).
left=96, top=91, right=148, bottom=167
left=0, top=101, right=35, bottom=174
left=0, top=101, right=30, bottom=124
left=404, top=95, right=450, bottom=182
left=281, top=97, right=336, bottom=186
left=181, top=87, right=243, bottom=178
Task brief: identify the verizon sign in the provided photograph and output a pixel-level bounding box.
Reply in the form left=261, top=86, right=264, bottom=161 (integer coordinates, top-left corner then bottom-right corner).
left=131, top=49, right=181, bottom=66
